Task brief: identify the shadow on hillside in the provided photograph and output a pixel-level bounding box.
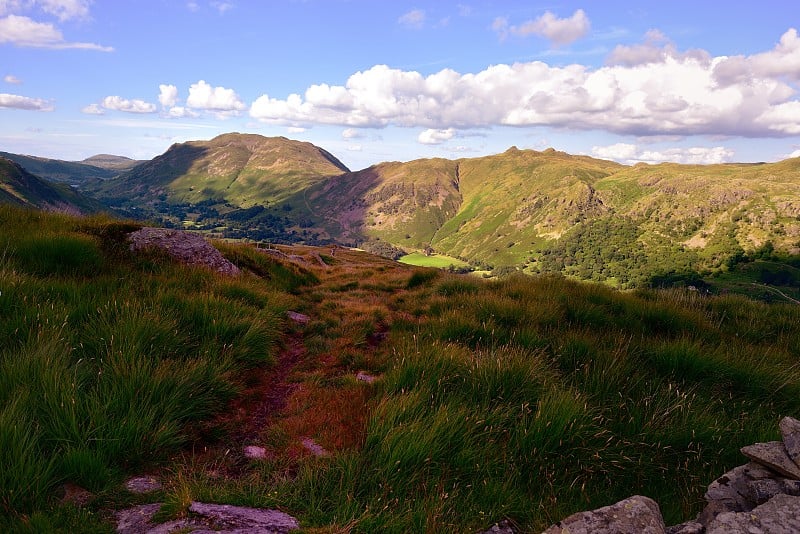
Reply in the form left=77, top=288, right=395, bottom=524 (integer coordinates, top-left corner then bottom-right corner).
left=285, top=166, right=385, bottom=247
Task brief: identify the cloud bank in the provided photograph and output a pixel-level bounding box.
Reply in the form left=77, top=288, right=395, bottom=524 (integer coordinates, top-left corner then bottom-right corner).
left=248, top=28, right=800, bottom=140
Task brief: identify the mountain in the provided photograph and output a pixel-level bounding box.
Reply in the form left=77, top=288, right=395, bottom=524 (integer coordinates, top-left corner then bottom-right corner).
left=19, top=132, right=800, bottom=287
left=80, top=154, right=142, bottom=172
left=93, top=133, right=349, bottom=208
left=0, top=151, right=119, bottom=184
left=0, top=157, right=108, bottom=214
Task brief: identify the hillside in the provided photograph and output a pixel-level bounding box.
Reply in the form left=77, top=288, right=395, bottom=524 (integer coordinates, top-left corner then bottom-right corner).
left=79, top=153, right=142, bottom=172
left=93, top=133, right=349, bottom=209
left=3, top=205, right=800, bottom=532
left=0, top=151, right=118, bottom=184
left=0, top=157, right=108, bottom=214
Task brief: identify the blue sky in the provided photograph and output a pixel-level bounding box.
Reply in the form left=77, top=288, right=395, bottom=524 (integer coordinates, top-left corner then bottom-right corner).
left=2, top=0, right=800, bottom=170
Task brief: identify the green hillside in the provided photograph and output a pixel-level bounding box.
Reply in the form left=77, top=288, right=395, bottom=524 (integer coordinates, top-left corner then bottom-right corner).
left=0, top=151, right=118, bottom=184
left=94, top=133, right=349, bottom=208
left=3, top=205, right=800, bottom=532
left=0, top=157, right=108, bottom=214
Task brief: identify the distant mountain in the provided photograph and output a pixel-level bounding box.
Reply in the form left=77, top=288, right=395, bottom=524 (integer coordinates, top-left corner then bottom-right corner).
left=0, top=151, right=119, bottom=184
left=14, top=132, right=800, bottom=287
left=80, top=154, right=142, bottom=172
left=0, top=157, right=108, bottom=214
left=93, top=133, right=349, bottom=207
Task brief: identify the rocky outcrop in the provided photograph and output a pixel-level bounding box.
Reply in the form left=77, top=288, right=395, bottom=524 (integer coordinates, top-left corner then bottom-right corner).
left=128, top=228, right=240, bottom=276
left=543, top=495, right=666, bottom=534
left=542, top=416, right=800, bottom=534
left=116, top=501, right=298, bottom=533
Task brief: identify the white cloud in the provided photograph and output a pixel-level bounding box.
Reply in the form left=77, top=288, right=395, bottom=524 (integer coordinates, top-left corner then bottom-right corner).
left=418, top=127, right=456, bottom=145
left=714, top=28, right=800, bottom=85
left=0, top=14, right=112, bottom=50
left=166, top=106, right=198, bottom=118
left=101, top=95, right=157, bottom=114
left=398, top=9, right=425, bottom=29
left=287, top=126, right=305, bottom=133
left=607, top=29, right=710, bottom=67
left=3, top=74, right=21, bottom=84
left=788, top=149, right=800, bottom=159
left=249, top=29, right=800, bottom=139
left=158, top=84, right=178, bottom=107
left=186, top=80, right=245, bottom=113
left=494, top=9, right=590, bottom=46
left=591, top=143, right=735, bottom=165
left=38, top=0, right=91, bottom=21
left=342, top=128, right=362, bottom=139
left=0, top=92, right=53, bottom=111
left=211, top=1, right=233, bottom=14
left=81, top=103, right=104, bottom=114
left=346, top=144, right=362, bottom=151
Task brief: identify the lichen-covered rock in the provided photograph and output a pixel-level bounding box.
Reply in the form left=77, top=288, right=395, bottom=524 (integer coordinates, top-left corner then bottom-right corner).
left=780, top=416, right=800, bottom=469
left=741, top=441, right=800, bottom=480
left=124, top=476, right=162, bottom=494
left=128, top=227, right=240, bottom=276
left=116, top=501, right=299, bottom=533
left=706, top=494, right=800, bottom=533
left=477, top=519, right=515, bottom=533
left=665, top=521, right=704, bottom=534
left=543, top=495, right=666, bottom=534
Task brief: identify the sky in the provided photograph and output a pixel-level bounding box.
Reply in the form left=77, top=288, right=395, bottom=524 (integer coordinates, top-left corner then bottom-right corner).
left=1, top=0, right=800, bottom=171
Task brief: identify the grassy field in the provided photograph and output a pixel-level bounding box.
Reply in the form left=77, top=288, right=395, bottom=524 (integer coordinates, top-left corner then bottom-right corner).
left=3, top=205, right=800, bottom=532
left=398, top=252, right=470, bottom=269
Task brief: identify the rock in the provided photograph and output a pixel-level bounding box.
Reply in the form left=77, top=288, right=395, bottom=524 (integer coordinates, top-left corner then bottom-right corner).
left=300, top=437, right=329, bottom=457
left=706, top=494, right=800, bottom=533
left=704, top=464, right=753, bottom=514
left=780, top=416, right=800, bottom=468
left=665, top=521, right=704, bottom=534
left=286, top=311, right=310, bottom=324
left=128, top=227, right=240, bottom=276
left=244, top=445, right=268, bottom=459
left=124, top=476, right=162, bottom=494
left=741, top=441, right=800, bottom=480
left=356, top=371, right=378, bottom=383
left=477, top=519, right=515, bottom=533
left=116, top=502, right=299, bottom=533
left=59, top=483, right=94, bottom=506
left=189, top=502, right=299, bottom=533
left=542, top=495, right=666, bottom=534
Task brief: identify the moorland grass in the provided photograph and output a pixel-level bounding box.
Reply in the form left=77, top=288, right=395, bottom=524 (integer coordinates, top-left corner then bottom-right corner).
left=0, top=206, right=304, bottom=526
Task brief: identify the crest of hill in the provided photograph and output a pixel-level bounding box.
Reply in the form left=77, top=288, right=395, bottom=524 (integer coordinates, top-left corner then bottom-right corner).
left=0, top=157, right=108, bottom=214
left=301, top=147, right=625, bottom=255
left=96, top=133, right=350, bottom=207
left=0, top=150, right=118, bottom=184
left=79, top=154, right=142, bottom=172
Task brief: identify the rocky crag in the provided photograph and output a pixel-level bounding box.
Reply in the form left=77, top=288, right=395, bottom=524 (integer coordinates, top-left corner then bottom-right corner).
left=542, top=416, right=800, bottom=533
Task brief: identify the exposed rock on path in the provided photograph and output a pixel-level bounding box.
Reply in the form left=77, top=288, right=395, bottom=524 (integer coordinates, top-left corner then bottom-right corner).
left=128, top=227, right=240, bottom=276
left=116, top=501, right=298, bottom=533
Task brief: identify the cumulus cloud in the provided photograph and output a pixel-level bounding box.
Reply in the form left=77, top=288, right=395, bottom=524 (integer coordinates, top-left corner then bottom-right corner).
left=38, top=0, right=91, bottom=21
left=0, top=14, right=112, bottom=50
left=81, top=103, right=104, bottom=114
left=714, top=28, right=800, bottom=85
left=0, top=92, right=53, bottom=111
left=342, top=128, right=363, bottom=139
left=493, top=9, right=590, bottom=46
left=211, top=1, right=233, bottom=14
left=591, top=143, right=735, bottom=165
left=398, top=9, right=425, bottom=29
left=3, top=74, right=21, bottom=84
left=165, top=106, right=198, bottom=118
left=186, top=80, right=245, bottom=114
left=248, top=28, right=800, bottom=139
left=788, top=148, right=800, bottom=159
left=607, top=29, right=710, bottom=67
left=418, top=128, right=456, bottom=145
left=101, top=95, right=157, bottom=113
left=287, top=126, right=306, bottom=133
left=158, top=84, right=178, bottom=107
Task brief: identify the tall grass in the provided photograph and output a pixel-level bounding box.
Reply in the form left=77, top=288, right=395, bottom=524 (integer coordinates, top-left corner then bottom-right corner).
left=0, top=206, right=306, bottom=526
